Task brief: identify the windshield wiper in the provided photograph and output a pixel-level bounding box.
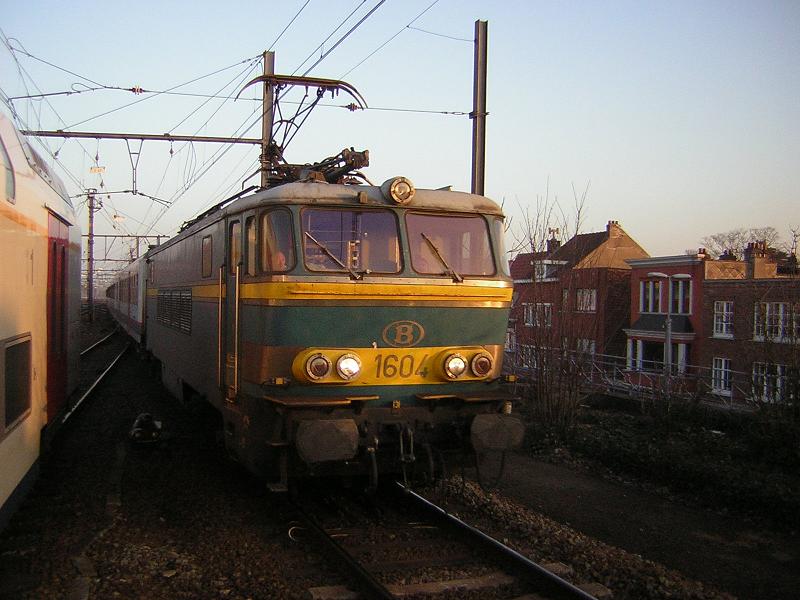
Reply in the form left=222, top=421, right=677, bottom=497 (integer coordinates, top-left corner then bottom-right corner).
left=304, top=232, right=363, bottom=280
left=420, top=233, right=463, bottom=283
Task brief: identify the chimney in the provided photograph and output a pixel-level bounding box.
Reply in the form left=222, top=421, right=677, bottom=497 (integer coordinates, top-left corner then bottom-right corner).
left=697, top=247, right=707, bottom=260
left=546, top=236, right=561, bottom=254
left=745, top=240, right=776, bottom=279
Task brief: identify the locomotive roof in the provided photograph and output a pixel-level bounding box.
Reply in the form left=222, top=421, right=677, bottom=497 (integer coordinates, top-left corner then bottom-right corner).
left=172, top=180, right=504, bottom=243
left=239, top=181, right=504, bottom=216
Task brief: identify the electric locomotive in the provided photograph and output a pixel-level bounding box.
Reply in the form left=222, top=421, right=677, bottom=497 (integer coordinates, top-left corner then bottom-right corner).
left=0, top=113, right=81, bottom=529
left=132, top=153, right=522, bottom=489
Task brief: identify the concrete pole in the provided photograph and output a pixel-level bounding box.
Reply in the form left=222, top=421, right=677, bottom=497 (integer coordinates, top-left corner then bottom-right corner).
left=470, top=20, right=488, bottom=196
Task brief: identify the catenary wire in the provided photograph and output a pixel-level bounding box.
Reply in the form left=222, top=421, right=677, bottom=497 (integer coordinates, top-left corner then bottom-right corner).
left=63, top=56, right=261, bottom=129
left=291, top=0, right=368, bottom=75
left=269, top=0, right=313, bottom=51
left=340, top=0, right=441, bottom=78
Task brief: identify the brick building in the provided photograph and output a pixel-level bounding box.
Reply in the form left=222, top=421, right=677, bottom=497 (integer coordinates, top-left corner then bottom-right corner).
left=507, top=221, right=649, bottom=371
left=624, top=242, right=799, bottom=404
left=701, top=244, right=799, bottom=403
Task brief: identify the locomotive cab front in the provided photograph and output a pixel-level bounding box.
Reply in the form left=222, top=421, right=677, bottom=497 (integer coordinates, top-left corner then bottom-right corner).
left=217, top=178, right=523, bottom=489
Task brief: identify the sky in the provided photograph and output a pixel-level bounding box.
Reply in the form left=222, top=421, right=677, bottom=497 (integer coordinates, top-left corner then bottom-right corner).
left=2, top=0, right=798, bottom=263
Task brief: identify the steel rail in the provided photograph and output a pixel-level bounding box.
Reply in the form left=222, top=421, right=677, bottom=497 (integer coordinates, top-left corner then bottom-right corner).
left=395, top=482, right=597, bottom=600
left=62, top=343, right=130, bottom=426
left=292, top=501, right=395, bottom=600
left=80, top=330, right=118, bottom=356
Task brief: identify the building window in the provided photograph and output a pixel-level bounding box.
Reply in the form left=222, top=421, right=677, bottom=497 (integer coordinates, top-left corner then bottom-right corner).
left=576, top=288, right=597, bottom=312
left=201, top=235, right=212, bottom=278
left=671, top=279, right=692, bottom=314
left=712, top=357, right=732, bottom=396
left=519, top=345, right=535, bottom=369
left=561, top=288, right=569, bottom=309
left=505, top=328, right=516, bottom=352
left=535, top=303, right=552, bottom=327
left=713, top=301, right=733, bottom=338
left=752, top=362, right=788, bottom=403
left=523, top=303, right=534, bottom=327
left=534, top=260, right=565, bottom=282
left=524, top=303, right=552, bottom=328
left=754, top=302, right=798, bottom=342
left=577, top=338, right=596, bottom=355
left=640, top=280, right=661, bottom=313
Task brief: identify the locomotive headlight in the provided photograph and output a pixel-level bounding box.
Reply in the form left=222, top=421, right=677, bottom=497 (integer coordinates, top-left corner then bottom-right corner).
left=380, top=176, right=415, bottom=204
left=305, top=353, right=332, bottom=380
left=444, top=353, right=467, bottom=379
left=336, top=353, right=362, bottom=381
left=471, top=352, right=493, bottom=378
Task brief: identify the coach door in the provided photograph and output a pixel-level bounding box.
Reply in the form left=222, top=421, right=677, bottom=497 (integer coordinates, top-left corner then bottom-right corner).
left=223, top=217, right=243, bottom=399
left=47, top=212, right=69, bottom=421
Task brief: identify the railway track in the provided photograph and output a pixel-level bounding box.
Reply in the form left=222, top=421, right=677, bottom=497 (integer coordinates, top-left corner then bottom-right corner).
left=62, top=331, right=130, bottom=427
left=291, top=481, right=599, bottom=600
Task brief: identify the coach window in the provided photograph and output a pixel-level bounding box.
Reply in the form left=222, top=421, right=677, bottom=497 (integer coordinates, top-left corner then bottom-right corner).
left=0, top=138, right=15, bottom=204
left=245, top=216, right=257, bottom=276
left=201, top=235, right=212, bottom=278
left=1, top=335, right=32, bottom=437
left=229, top=221, right=242, bottom=274
left=260, top=209, right=294, bottom=272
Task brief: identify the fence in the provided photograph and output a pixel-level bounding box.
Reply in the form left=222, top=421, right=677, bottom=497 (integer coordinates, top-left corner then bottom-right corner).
left=505, top=347, right=797, bottom=410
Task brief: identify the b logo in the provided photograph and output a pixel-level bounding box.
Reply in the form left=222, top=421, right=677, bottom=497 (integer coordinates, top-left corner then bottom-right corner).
left=382, top=320, right=425, bottom=348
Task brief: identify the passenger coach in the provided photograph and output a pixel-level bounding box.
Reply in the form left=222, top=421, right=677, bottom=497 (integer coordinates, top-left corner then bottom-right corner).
left=0, top=114, right=80, bottom=529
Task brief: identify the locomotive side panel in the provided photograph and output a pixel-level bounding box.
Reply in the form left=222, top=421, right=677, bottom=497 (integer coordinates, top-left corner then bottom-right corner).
left=146, top=220, right=225, bottom=405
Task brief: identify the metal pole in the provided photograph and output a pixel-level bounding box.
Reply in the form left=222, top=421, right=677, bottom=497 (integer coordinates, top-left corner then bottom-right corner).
left=665, top=284, right=672, bottom=399
left=87, top=190, right=96, bottom=322
left=261, top=51, right=275, bottom=189
left=470, top=19, right=488, bottom=196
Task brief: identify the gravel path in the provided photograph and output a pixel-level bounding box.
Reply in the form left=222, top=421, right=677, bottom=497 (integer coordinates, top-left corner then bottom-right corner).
left=485, top=452, right=800, bottom=600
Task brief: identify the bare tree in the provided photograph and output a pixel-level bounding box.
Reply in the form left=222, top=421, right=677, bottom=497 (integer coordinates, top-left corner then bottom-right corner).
left=700, top=227, right=781, bottom=259
left=508, top=181, right=596, bottom=432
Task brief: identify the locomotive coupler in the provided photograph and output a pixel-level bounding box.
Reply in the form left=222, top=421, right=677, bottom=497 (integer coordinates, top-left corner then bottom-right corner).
left=398, top=425, right=416, bottom=464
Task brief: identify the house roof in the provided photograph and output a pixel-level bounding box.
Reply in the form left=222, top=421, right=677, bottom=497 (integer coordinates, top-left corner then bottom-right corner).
left=549, top=231, right=608, bottom=267
left=508, top=221, right=650, bottom=280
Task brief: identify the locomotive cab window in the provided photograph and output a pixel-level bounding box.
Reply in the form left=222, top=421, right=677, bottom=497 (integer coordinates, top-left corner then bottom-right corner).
left=301, top=208, right=400, bottom=274
left=260, top=208, right=295, bottom=273
left=229, top=221, right=241, bottom=274
left=245, top=217, right=257, bottom=276
left=201, top=235, right=212, bottom=278
left=406, top=213, right=495, bottom=277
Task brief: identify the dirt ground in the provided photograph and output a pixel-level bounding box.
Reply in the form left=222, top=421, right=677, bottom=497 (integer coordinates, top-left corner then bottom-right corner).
left=491, top=452, right=800, bottom=600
